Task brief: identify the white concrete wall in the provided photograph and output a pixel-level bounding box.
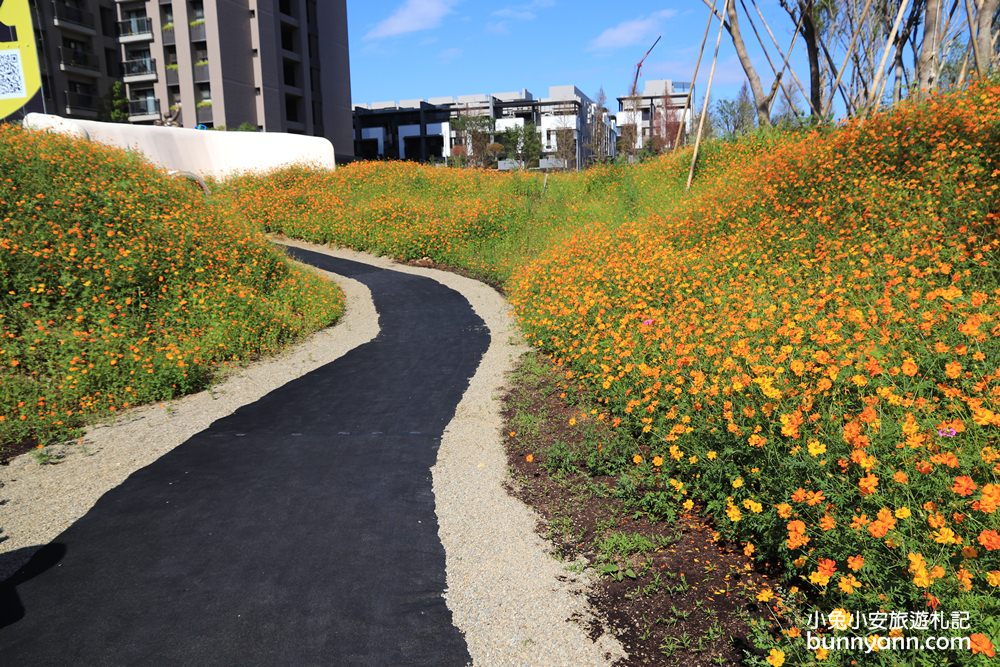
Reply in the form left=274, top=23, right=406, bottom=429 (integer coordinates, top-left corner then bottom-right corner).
left=495, top=117, right=524, bottom=134
left=23, top=113, right=336, bottom=177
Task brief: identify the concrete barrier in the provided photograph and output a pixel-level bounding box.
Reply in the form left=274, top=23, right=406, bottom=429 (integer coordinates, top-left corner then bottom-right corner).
left=22, top=113, right=335, bottom=178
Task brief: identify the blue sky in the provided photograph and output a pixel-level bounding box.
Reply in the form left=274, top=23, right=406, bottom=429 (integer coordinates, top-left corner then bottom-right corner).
left=347, top=1, right=810, bottom=111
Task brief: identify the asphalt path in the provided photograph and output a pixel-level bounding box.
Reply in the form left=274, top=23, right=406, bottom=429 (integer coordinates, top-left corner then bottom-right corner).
left=0, top=247, right=489, bottom=666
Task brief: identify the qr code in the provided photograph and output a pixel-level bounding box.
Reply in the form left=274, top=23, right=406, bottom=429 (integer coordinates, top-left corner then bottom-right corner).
left=0, top=49, right=27, bottom=100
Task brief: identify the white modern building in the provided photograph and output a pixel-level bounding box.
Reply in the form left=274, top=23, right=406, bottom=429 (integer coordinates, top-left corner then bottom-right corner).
left=354, top=85, right=616, bottom=169
left=616, top=79, right=693, bottom=152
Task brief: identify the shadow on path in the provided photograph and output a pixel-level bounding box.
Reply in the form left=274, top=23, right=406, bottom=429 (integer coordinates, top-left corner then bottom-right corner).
left=0, top=248, right=488, bottom=666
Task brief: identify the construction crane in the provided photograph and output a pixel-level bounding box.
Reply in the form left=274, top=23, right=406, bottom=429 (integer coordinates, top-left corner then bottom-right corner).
left=629, top=35, right=662, bottom=98
left=622, top=35, right=661, bottom=156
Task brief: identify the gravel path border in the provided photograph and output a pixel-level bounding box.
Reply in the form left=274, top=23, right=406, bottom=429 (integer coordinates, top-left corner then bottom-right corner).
left=280, top=240, right=624, bottom=666
left=0, top=260, right=377, bottom=578
left=1, top=239, right=624, bottom=665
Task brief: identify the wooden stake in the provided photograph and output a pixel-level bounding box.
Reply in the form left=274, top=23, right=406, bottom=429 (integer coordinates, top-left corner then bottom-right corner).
left=823, top=0, right=874, bottom=117
left=963, top=0, right=984, bottom=76
left=866, top=0, right=912, bottom=114
left=687, top=0, right=729, bottom=191
left=739, top=0, right=798, bottom=112
left=749, top=0, right=818, bottom=117
left=674, top=1, right=718, bottom=150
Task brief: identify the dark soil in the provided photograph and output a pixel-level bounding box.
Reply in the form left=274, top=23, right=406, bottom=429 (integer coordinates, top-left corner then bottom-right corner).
left=502, top=352, right=777, bottom=667
left=1, top=438, right=41, bottom=466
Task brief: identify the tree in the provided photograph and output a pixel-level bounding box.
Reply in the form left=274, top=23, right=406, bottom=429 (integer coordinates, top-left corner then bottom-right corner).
left=107, top=81, right=129, bottom=123
left=968, top=0, right=1000, bottom=76
left=917, top=0, right=944, bottom=95
left=449, top=144, right=467, bottom=168
left=554, top=128, right=577, bottom=169
left=521, top=122, right=542, bottom=167
left=772, top=87, right=804, bottom=127
left=779, top=0, right=825, bottom=115
left=617, top=123, right=638, bottom=160
left=587, top=87, right=611, bottom=163
left=498, top=123, right=541, bottom=168
left=722, top=0, right=776, bottom=126
left=713, top=82, right=757, bottom=138
left=648, top=89, right=690, bottom=152
left=450, top=112, right=495, bottom=167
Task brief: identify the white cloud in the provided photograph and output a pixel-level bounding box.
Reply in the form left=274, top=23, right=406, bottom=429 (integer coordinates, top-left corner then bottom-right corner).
left=588, top=10, right=677, bottom=51
left=491, top=0, right=554, bottom=22
left=366, top=0, right=458, bottom=40
left=439, top=47, right=462, bottom=64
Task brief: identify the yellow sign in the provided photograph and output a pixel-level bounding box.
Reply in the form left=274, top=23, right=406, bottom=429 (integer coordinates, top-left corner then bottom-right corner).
left=0, top=0, right=42, bottom=120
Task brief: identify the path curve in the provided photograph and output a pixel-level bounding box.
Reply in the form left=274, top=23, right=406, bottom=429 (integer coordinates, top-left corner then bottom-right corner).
left=1, top=248, right=487, bottom=665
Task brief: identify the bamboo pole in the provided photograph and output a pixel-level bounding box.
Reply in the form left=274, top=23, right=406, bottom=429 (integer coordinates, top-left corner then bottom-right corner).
left=865, top=0, right=912, bottom=114
left=673, top=1, right=716, bottom=150
left=739, top=0, right=797, bottom=111
left=963, top=0, right=984, bottom=76
left=823, top=0, right=874, bottom=117
left=748, top=0, right=819, bottom=117
left=687, top=0, right=729, bottom=191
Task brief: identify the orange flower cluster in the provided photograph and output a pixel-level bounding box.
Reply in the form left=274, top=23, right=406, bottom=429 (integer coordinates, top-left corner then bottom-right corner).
left=0, top=126, right=344, bottom=449
left=201, top=81, right=998, bottom=663
left=510, top=81, right=1000, bottom=623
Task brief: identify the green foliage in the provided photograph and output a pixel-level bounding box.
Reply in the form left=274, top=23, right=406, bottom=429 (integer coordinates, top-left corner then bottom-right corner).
left=0, top=126, right=343, bottom=452
left=106, top=81, right=129, bottom=123
left=218, top=81, right=1000, bottom=666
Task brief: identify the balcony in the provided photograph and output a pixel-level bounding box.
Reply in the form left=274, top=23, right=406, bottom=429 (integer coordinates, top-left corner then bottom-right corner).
left=165, top=65, right=178, bottom=85
left=193, top=62, right=210, bottom=83
left=128, top=98, right=160, bottom=122
left=118, top=16, right=153, bottom=43
left=196, top=102, right=213, bottom=124
left=51, top=1, right=96, bottom=35
left=58, top=46, right=99, bottom=76
left=162, top=26, right=175, bottom=45
left=123, top=56, right=156, bottom=83
left=189, top=21, right=207, bottom=42
left=64, top=90, right=99, bottom=117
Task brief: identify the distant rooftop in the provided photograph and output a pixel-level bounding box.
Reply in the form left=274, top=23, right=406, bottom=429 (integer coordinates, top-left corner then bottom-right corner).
left=355, top=85, right=594, bottom=111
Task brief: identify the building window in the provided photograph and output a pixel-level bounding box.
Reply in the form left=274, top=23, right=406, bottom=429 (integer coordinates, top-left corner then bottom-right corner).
left=280, top=24, right=297, bottom=51
left=283, top=60, right=299, bottom=87
left=285, top=94, right=301, bottom=123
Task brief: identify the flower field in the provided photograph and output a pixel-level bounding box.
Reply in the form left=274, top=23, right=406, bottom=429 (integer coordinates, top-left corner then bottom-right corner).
left=223, top=81, right=999, bottom=664
left=0, top=125, right=344, bottom=453
left=509, top=87, right=1000, bottom=663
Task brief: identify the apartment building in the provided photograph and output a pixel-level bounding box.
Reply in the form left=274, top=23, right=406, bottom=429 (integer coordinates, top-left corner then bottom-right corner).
left=616, top=79, right=693, bottom=152
left=25, top=0, right=353, bottom=158
left=29, top=0, right=122, bottom=120
left=354, top=85, right=617, bottom=169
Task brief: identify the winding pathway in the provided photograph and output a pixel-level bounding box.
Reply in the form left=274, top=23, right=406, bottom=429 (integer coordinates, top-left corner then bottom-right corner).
left=0, top=247, right=489, bottom=665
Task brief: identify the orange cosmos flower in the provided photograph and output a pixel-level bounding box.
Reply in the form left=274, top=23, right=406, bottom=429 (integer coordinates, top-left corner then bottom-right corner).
left=839, top=574, right=861, bottom=594
left=952, top=476, right=977, bottom=497
left=858, top=474, right=879, bottom=496
left=970, top=634, right=995, bottom=657
left=978, top=530, right=1000, bottom=551
left=976, top=484, right=1000, bottom=514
